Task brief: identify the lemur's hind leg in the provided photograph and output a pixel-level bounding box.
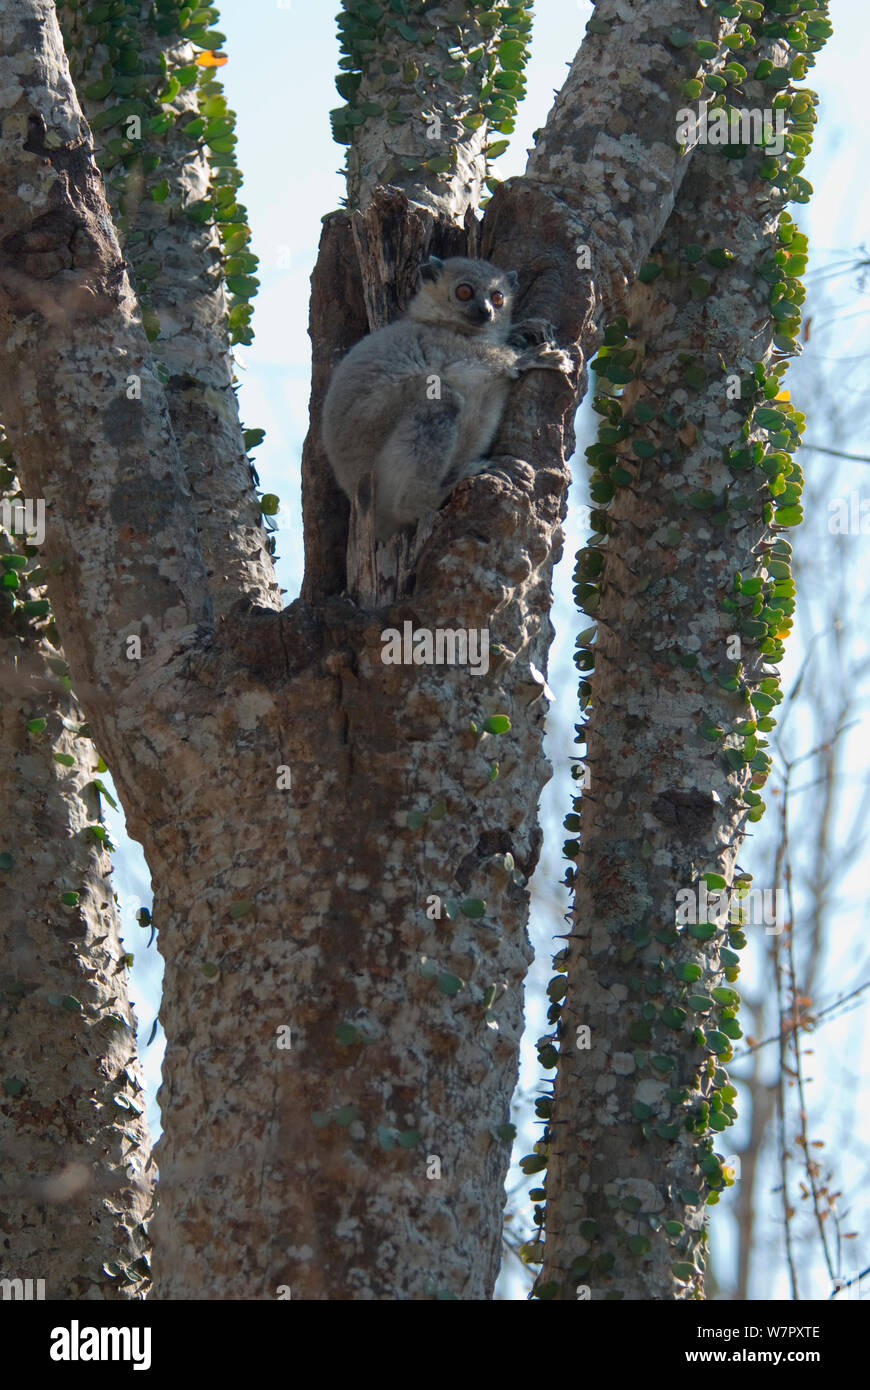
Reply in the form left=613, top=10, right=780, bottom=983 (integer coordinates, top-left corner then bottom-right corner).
left=374, top=390, right=464, bottom=541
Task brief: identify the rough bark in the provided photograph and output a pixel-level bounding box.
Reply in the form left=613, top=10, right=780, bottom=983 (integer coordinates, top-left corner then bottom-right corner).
left=56, top=2, right=280, bottom=617
left=0, top=489, right=152, bottom=1298
left=0, top=0, right=737, bottom=1298
left=340, top=0, right=504, bottom=218
left=537, top=39, right=813, bottom=1297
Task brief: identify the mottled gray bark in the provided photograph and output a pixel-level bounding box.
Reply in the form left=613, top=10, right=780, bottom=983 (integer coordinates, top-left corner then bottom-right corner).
left=0, top=502, right=152, bottom=1297
left=342, top=0, right=499, bottom=217
left=538, top=44, right=807, bottom=1297
left=56, top=2, right=280, bottom=617
left=0, top=0, right=159, bottom=1293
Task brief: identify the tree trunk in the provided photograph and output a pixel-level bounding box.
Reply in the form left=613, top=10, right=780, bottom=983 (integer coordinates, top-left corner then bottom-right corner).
left=0, top=513, right=152, bottom=1297
left=537, top=22, right=821, bottom=1298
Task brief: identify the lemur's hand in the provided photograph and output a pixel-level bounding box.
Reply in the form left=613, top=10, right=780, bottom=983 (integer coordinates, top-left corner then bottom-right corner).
left=512, top=342, right=574, bottom=378
left=507, top=317, right=560, bottom=349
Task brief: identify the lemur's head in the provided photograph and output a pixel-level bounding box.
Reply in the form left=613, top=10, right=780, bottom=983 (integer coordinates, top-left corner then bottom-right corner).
left=408, top=256, right=519, bottom=341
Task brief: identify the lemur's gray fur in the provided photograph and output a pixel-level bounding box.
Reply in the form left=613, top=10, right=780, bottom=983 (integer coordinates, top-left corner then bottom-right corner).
left=321, top=255, right=572, bottom=542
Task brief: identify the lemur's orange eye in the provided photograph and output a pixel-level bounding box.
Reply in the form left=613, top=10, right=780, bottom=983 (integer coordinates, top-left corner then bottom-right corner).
left=455, top=284, right=474, bottom=301
left=491, top=291, right=504, bottom=308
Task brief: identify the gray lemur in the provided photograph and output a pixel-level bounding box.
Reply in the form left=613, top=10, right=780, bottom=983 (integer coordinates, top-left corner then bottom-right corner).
left=321, top=255, right=572, bottom=542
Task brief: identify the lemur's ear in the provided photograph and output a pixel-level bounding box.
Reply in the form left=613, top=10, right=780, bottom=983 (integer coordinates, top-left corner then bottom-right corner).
left=505, top=270, right=520, bottom=291
left=419, top=255, right=445, bottom=284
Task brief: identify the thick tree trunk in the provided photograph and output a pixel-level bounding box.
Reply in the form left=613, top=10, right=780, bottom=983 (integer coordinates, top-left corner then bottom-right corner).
left=55, top=1, right=280, bottom=618
left=0, top=527, right=152, bottom=1297
left=538, top=32, right=813, bottom=1298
